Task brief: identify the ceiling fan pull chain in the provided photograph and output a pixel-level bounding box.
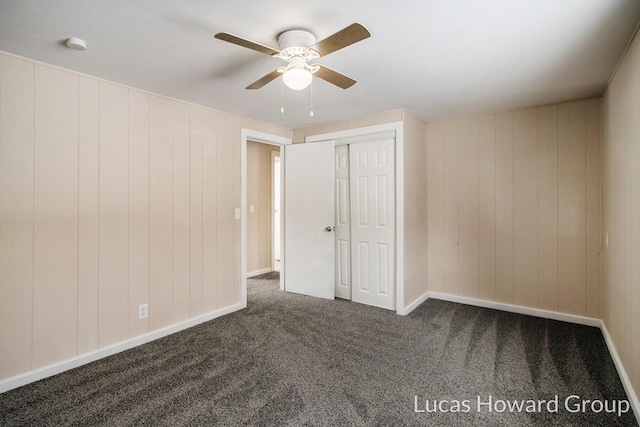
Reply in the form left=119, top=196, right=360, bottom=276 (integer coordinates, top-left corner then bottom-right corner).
left=309, top=80, right=314, bottom=117
left=281, top=78, right=285, bottom=114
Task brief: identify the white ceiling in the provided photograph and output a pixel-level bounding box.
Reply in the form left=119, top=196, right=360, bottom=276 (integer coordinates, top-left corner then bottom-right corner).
left=1, top=0, right=639, bottom=129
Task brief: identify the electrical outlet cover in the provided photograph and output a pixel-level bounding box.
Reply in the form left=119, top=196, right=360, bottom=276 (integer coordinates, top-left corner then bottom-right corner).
left=139, top=303, right=148, bottom=319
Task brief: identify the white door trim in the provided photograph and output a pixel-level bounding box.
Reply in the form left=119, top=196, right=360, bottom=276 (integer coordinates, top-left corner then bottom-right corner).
left=241, top=129, right=291, bottom=307
left=271, top=150, right=281, bottom=275
left=304, top=121, right=405, bottom=313
left=332, top=130, right=397, bottom=146
left=306, top=123, right=401, bottom=143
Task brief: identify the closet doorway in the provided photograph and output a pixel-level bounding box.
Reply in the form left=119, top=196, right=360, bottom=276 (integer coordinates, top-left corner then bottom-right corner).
left=282, top=132, right=396, bottom=311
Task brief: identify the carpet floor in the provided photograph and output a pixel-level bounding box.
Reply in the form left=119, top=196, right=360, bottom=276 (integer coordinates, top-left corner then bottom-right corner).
left=0, top=273, right=637, bottom=426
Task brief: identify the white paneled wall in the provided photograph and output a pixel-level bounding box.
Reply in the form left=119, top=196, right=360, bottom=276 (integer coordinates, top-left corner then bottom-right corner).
left=189, top=106, right=204, bottom=317
left=32, top=64, right=80, bottom=368
left=0, top=55, right=35, bottom=377
left=0, top=52, right=290, bottom=381
left=78, top=76, right=100, bottom=354
left=426, top=99, right=602, bottom=317
left=128, top=89, right=151, bottom=339
left=495, top=112, right=514, bottom=304
left=477, top=115, right=496, bottom=301
left=98, top=81, right=129, bottom=349
left=537, top=106, right=559, bottom=311
left=603, top=29, right=640, bottom=400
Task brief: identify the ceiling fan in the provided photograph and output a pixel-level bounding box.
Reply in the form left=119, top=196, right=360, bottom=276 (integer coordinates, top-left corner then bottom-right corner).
left=214, top=23, right=370, bottom=91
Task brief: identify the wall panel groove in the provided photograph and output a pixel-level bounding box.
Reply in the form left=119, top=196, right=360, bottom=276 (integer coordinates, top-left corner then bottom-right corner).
left=98, top=81, right=129, bottom=348
left=33, top=65, right=79, bottom=369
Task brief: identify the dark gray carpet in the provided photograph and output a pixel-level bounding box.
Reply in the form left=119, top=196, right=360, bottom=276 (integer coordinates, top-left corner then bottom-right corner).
left=0, top=273, right=637, bottom=426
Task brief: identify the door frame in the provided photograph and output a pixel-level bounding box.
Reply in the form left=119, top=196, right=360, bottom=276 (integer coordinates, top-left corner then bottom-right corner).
left=271, top=150, right=281, bottom=272
left=305, top=121, right=405, bottom=313
left=241, top=129, right=291, bottom=307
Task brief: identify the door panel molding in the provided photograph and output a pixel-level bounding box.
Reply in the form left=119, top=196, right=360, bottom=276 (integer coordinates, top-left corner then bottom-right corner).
left=283, top=141, right=335, bottom=300
left=349, top=139, right=396, bottom=310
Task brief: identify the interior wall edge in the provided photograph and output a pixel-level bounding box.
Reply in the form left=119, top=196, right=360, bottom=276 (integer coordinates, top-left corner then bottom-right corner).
left=600, top=20, right=640, bottom=409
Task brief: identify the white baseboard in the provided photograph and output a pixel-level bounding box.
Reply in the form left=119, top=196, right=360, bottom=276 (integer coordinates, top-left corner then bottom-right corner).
left=426, top=291, right=601, bottom=327
left=600, top=321, right=640, bottom=425
left=400, top=290, right=640, bottom=424
left=0, top=302, right=244, bottom=394
left=397, top=291, right=429, bottom=315
left=246, top=268, right=272, bottom=278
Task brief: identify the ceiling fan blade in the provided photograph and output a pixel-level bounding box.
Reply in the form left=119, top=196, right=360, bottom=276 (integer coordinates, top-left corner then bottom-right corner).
left=309, top=23, right=371, bottom=58
left=215, top=32, right=280, bottom=56
left=246, top=69, right=282, bottom=89
left=313, top=65, right=356, bottom=89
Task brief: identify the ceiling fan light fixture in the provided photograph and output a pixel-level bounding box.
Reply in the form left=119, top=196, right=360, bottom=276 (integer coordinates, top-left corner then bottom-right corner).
left=215, top=23, right=370, bottom=90
left=283, top=68, right=312, bottom=90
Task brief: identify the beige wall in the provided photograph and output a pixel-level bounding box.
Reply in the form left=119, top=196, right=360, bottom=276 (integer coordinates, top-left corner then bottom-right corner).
left=603, top=29, right=640, bottom=401
left=247, top=141, right=280, bottom=274
left=427, top=99, right=602, bottom=317
left=0, top=52, right=290, bottom=381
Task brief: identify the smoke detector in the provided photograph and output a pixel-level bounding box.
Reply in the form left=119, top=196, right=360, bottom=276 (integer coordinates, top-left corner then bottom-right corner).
left=65, top=37, right=87, bottom=51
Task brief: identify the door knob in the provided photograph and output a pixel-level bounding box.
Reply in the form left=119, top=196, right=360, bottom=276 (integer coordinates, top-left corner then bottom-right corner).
left=325, top=226, right=335, bottom=232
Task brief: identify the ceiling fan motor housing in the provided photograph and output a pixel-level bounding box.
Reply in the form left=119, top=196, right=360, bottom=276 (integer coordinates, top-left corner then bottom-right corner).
left=277, top=30, right=316, bottom=50
left=275, top=30, right=320, bottom=77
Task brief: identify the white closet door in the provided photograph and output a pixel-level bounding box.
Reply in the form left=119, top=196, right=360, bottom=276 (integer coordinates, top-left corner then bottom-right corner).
left=349, top=138, right=395, bottom=310
left=334, top=145, right=351, bottom=299
left=283, top=141, right=335, bottom=300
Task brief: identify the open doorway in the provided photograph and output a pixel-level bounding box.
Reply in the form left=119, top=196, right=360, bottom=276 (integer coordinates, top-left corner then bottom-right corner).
left=240, top=128, right=291, bottom=307
left=246, top=141, right=281, bottom=278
